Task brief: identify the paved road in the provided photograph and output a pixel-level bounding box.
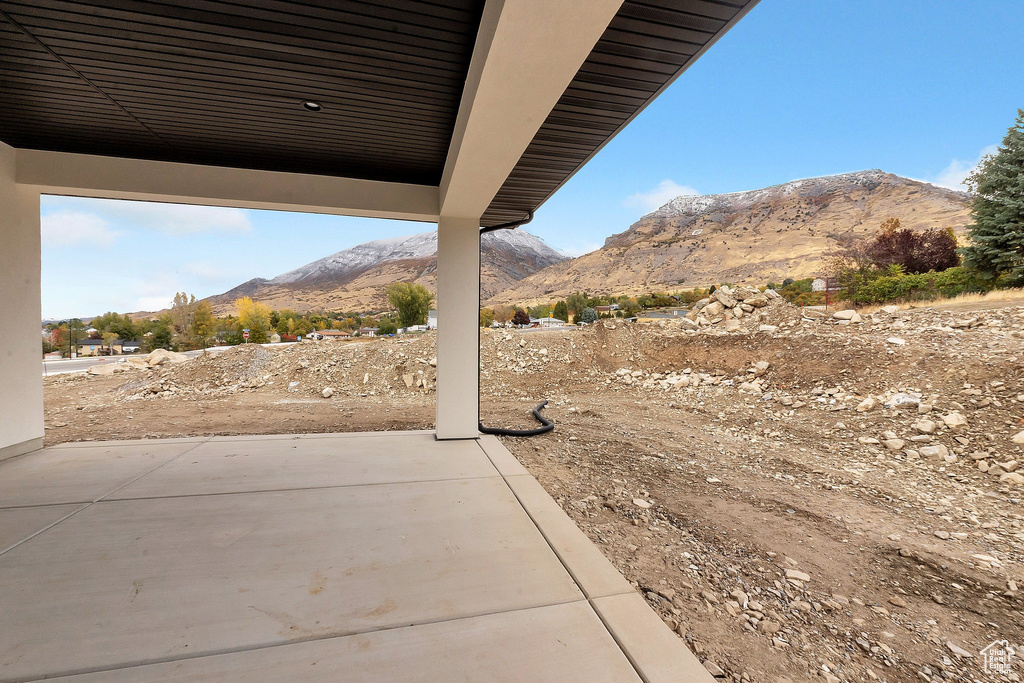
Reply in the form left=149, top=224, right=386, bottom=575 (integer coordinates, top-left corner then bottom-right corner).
left=41, top=350, right=207, bottom=376
left=41, top=343, right=293, bottom=376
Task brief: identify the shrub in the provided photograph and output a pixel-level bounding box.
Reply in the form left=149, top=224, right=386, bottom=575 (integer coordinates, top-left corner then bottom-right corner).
left=836, top=266, right=995, bottom=305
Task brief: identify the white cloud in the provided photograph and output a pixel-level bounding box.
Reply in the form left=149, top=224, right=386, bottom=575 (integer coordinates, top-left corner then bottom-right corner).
left=41, top=199, right=253, bottom=248
left=928, top=144, right=998, bottom=191
left=624, top=179, right=700, bottom=213
left=41, top=211, right=119, bottom=247
left=102, top=200, right=253, bottom=235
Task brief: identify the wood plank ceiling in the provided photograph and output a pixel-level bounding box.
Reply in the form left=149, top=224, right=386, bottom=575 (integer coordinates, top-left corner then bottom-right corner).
left=0, top=0, right=756, bottom=225
left=0, top=0, right=484, bottom=185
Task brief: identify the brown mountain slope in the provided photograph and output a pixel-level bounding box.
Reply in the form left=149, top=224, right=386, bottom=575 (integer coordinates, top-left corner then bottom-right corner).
left=491, top=170, right=971, bottom=306
left=204, top=228, right=565, bottom=315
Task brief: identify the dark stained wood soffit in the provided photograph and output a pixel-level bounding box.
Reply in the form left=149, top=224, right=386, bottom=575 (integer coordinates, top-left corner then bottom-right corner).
left=0, top=0, right=484, bottom=185
left=0, top=1, right=757, bottom=225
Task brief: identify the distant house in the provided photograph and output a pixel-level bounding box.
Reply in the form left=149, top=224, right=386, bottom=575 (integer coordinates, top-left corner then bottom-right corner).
left=120, top=340, right=142, bottom=353
left=312, top=329, right=352, bottom=340
left=427, top=309, right=438, bottom=330
left=358, top=327, right=380, bottom=337
left=532, top=316, right=566, bottom=328
left=594, top=305, right=612, bottom=313
left=811, top=278, right=827, bottom=292
left=75, top=338, right=117, bottom=356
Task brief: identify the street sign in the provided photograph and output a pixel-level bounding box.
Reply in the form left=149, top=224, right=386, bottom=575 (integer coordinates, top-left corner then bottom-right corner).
left=242, top=330, right=250, bottom=340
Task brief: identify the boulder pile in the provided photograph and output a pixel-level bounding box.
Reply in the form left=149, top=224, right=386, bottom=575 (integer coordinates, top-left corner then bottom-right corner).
left=682, top=285, right=787, bottom=333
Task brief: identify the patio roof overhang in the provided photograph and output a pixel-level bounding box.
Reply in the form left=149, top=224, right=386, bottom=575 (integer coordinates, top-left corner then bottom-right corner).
left=0, top=0, right=759, bottom=450
left=0, top=0, right=758, bottom=224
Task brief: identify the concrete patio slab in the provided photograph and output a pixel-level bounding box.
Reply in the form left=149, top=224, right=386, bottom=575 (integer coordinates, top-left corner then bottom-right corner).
left=110, top=432, right=496, bottom=499
left=0, top=432, right=709, bottom=682
left=0, top=504, right=82, bottom=553
left=208, top=430, right=433, bottom=442
left=47, top=602, right=641, bottom=682
left=477, top=433, right=530, bottom=476
left=503, top=473, right=635, bottom=600
left=45, top=437, right=208, bottom=449
left=0, top=441, right=201, bottom=507
left=593, top=592, right=713, bottom=682
left=0, top=477, right=581, bottom=680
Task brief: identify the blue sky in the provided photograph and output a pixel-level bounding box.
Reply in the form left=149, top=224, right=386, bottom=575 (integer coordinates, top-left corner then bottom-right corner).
left=41, top=0, right=1024, bottom=319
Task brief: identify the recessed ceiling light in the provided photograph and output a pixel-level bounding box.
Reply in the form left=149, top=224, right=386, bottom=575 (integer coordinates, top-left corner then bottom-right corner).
left=302, top=101, right=322, bottom=112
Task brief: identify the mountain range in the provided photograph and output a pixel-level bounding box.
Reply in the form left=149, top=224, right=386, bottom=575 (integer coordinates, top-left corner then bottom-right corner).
left=200, top=170, right=972, bottom=314
left=491, top=170, right=971, bottom=305
left=203, top=228, right=565, bottom=315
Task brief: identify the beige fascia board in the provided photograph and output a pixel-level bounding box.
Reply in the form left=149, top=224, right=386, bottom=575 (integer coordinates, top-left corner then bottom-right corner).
left=440, top=0, right=624, bottom=219
left=15, top=148, right=440, bottom=221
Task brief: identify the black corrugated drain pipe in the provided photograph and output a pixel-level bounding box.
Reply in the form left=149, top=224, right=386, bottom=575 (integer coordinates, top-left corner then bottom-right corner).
left=476, top=211, right=553, bottom=436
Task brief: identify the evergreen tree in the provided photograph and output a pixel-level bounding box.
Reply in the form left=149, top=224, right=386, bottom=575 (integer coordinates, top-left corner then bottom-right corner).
left=962, top=109, right=1024, bottom=281
left=552, top=300, right=569, bottom=322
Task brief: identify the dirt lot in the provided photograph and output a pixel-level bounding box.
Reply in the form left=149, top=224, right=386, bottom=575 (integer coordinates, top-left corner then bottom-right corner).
left=42, top=296, right=1024, bottom=682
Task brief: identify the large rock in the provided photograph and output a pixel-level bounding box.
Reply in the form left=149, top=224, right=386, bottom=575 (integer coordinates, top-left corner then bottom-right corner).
left=856, top=397, right=878, bottom=412
left=711, top=289, right=737, bottom=309
left=941, top=412, right=968, bottom=431
left=920, top=444, right=950, bottom=459
left=88, top=364, right=119, bottom=376
left=703, top=301, right=725, bottom=318
left=832, top=309, right=862, bottom=322
left=743, top=294, right=769, bottom=308
left=146, top=348, right=189, bottom=366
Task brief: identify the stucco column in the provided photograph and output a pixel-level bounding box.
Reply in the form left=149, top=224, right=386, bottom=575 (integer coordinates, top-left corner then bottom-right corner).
left=0, top=143, right=44, bottom=460
left=435, top=215, right=480, bottom=439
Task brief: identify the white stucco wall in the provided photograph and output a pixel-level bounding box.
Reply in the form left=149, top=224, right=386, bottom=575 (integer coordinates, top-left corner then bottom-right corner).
left=0, top=142, right=44, bottom=458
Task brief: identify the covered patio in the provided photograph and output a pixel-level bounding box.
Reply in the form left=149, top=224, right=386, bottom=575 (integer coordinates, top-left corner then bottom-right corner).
left=0, top=431, right=710, bottom=680
left=1, top=0, right=758, bottom=678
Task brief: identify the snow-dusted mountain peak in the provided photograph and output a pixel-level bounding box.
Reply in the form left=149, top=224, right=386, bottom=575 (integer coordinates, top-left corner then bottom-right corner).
left=269, top=228, right=563, bottom=285
left=642, top=169, right=969, bottom=221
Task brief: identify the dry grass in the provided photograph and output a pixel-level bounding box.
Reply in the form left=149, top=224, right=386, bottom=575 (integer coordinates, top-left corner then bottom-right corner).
left=838, top=288, right=1024, bottom=314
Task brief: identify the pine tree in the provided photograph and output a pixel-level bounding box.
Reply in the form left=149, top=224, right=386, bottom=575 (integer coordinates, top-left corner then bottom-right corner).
left=962, top=109, right=1024, bottom=281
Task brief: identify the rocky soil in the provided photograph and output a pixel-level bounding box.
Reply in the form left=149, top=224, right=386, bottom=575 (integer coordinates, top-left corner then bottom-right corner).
left=42, top=297, right=1024, bottom=682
